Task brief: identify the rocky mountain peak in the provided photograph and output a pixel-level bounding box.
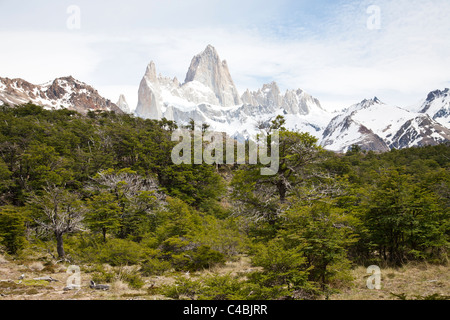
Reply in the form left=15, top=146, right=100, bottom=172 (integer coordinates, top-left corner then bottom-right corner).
left=116, top=94, right=130, bottom=114
left=419, top=88, right=450, bottom=126
left=425, top=88, right=449, bottom=103
left=0, top=76, right=122, bottom=114
left=184, top=45, right=241, bottom=107
left=135, top=61, right=162, bottom=120
left=144, top=61, right=158, bottom=84
left=366, top=97, right=382, bottom=104
left=353, top=97, right=384, bottom=112
left=130, top=45, right=449, bottom=152
left=262, top=82, right=281, bottom=94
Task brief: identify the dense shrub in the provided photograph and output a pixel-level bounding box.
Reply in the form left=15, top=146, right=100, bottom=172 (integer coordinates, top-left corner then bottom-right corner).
left=140, top=258, right=172, bottom=276
left=97, top=239, right=145, bottom=266
left=0, top=207, right=27, bottom=254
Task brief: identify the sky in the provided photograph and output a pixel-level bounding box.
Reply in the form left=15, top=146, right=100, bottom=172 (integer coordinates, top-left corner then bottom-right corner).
left=0, top=0, right=450, bottom=112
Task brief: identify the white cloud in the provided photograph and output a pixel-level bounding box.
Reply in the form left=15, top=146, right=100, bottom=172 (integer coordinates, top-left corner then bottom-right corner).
left=0, top=31, right=101, bottom=84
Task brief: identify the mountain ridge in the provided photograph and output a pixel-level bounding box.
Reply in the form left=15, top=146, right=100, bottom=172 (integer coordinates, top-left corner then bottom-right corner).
left=321, top=97, right=450, bottom=152
left=0, top=76, right=123, bottom=115
left=135, top=45, right=331, bottom=142
left=1, top=45, right=450, bottom=153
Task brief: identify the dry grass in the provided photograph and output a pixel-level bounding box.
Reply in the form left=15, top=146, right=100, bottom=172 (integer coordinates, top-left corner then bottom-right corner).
left=331, top=262, right=450, bottom=300
left=0, top=255, right=8, bottom=264
left=197, top=255, right=261, bottom=278
left=0, top=253, right=448, bottom=300
left=28, top=262, right=45, bottom=272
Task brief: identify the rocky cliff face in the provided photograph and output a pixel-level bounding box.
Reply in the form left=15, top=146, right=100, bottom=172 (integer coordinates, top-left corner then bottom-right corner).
left=135, top=61, right=163, bottom=120
left=241, top=81, right=324, bottom=116
left=389, top=114, right=450, bottom=149
left=2, top=44, right=449, bottom=153
left=134, top=45, right=331, bottom=141
left=184, top=45, right=242, bottom=107
left=135, top=46, right=244, bottom=120
left=0, top=76, right=122, bottom=114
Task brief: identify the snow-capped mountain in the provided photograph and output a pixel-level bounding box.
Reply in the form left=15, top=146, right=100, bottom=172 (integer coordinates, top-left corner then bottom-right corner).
left=185, top=44, right=241, bottom=107
left=1, top=45, right=449, bottom=153
left=0, top=76, right=123, bottom=114
left=321, top=97, right=450, bottom=152
left=417, top=88, right=450, bottom=127
left=116, top=94, right=130, bottom=114
left=135, top=45, right=332, bottom=141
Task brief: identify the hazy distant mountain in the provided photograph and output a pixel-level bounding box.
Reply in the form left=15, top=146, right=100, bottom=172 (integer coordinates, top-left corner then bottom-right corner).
left=116, top=94, right=130, bottom=114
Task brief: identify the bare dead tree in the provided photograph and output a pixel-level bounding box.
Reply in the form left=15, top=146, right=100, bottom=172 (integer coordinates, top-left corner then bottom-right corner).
left=86, top=169, right=165, bottom=238
left=89, top=169, right=164, bottom=202
left=28, top=185, right=86, bottom=259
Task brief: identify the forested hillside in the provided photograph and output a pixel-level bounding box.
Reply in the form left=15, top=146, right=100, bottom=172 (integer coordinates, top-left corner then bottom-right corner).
left=0, top=104, right=448, bottom=300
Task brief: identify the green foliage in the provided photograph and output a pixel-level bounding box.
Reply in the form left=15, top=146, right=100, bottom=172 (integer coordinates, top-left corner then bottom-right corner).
left=159, top=237, right=225, bottom=272
left=161, top=273, right=310, bottom=300
left=193, top=216, right=247, bottom=257
left=119, top=269, right=145, bottom=289
left=362, top=169, right=449, bottom=265
left=91, top=270, right=115, bottom=284
left=161, top=276, right=202, bottom=300
left=184, top=245, right=226, bottom=271
left=231, top=121, right=326, bottom=224
left=140, top=258, right=172, bottom=276
left=249, top=239, right=309, bottom=292
left=0, top=206, right=27, bottom=254
left=85, top=191, right=121, bottom=242
left=0, top=158, right=13, bottom=203
left=197, top=274, right=249, bottom=300
left=90, top=266, right=144, bottom=289
left=96, top=238, right=145, bottom=266
left=321, top=144, right=450, bottom=266
left=155, top=197, right=202, bottom=242
left=282, top=202, right=358, bottom=289
left=0, top=104, right=448, bottom=300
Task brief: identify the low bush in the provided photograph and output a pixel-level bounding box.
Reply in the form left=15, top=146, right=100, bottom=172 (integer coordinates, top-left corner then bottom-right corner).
left=97, top=239, right=145, bottom=266
left=140, top=258, right=172, bottom=276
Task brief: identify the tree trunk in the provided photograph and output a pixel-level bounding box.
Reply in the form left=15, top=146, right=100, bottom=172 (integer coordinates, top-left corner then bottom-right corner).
left=55, top=232, right=65, bottom=258
left=277, top=180, right=287, bottom=203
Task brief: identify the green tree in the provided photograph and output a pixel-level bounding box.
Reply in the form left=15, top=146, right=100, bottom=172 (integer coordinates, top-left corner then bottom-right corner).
left=155, top=197, right=203, bottom=243
left=362, top=169, right=448, bottom=264
left=0, top=158, right=13, bottom=204
left=85, top=191, right=121, bottom=242
left=90, top=168, right=162, bottom=240
left=250, top=238, right=309, bottom=291
left=232, top=117, right=333, bottom=224
left=282, top=201, right=357, bottom=291
left=0, top=206, right=27, bottom=254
